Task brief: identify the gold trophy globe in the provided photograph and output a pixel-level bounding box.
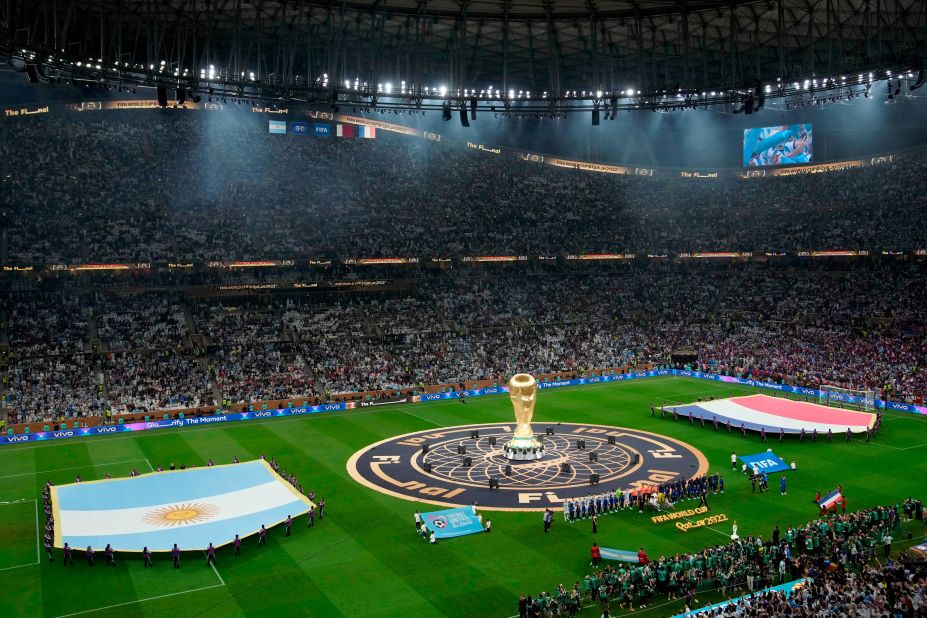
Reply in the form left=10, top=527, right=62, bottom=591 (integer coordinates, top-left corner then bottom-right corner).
left=503, top=374, right=545, bottom=461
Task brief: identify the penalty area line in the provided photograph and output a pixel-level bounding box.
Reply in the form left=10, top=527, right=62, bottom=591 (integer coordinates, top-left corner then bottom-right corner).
left=0, top=499, right=40, bottom=572
left=202, top=550, right=226, bottom=586
left=0, top=458, right=150, bottom=480
left=55, top=583, right=226, bottom=618
left=679, top=516, right=731, bottom=538
left=400, top=410, right=446, bottom=427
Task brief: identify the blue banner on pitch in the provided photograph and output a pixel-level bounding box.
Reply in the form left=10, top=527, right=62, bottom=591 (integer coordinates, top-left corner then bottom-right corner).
left=422, top=507, right=485, bottom=538
left=675, top=579, right=808, bottom=617
left=740, top=451, right=789, bottom=473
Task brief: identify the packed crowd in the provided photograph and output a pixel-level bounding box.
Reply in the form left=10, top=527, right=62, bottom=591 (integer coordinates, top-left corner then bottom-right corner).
left=519, top=503, right=916, bottom=616
left=2, top=113, right=926, bottom=264
left=95, top=293, right=189, bottom=351
left=212, top=344, right=315, bottom=404
left=1, top=261, right=925, bottom=425
left=102, top=351, right=214, bottom=414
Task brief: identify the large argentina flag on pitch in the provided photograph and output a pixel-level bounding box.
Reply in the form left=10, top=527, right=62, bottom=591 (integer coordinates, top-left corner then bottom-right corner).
left=52, top=460, right=313, bottom=552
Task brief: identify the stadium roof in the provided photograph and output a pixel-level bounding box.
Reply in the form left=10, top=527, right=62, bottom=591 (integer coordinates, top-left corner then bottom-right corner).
left=2, top=0, right=925, bottom=98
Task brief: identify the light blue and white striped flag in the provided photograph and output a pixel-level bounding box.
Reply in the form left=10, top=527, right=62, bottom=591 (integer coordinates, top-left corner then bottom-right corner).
left=53, top=460, right=313, bottom=552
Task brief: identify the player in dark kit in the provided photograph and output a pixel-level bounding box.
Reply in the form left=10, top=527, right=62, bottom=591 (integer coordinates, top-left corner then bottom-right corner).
left=143, top=546, right=152, bottom=567
left=105, top=544, right=116, bottom=566
left=86, top=546, right=94, bottom=566
left=285, top=515, right=292, bottom=536
left=234, top=535, right=241, bottom=556
left=206, top=543, right=216, bottom=566
left=318, top=498, right=325, bottom=519
left=63, top=543, right=74, bottom=566
left=172, top=544, right=181, bottom=568
left=258, top=525, right=267, bottom=546
left=307, top=506, right=315, bottom=527
left=45, top=538, right=53, bottom=562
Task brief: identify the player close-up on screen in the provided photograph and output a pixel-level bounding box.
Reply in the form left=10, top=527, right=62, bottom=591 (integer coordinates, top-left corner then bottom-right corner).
left=743, top=124, right=813, bottom=167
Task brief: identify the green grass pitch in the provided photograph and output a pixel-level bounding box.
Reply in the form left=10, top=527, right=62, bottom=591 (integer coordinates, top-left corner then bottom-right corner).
left=2, top=376, right=925, bottom=617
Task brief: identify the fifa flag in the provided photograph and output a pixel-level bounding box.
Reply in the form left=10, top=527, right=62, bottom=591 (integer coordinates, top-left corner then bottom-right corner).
left=269, top=119, right=287, bottom=134
left=421, top=507, right=485, bottom=539
left=817, top=489, right=843, bottom=510
left=740, top=451, right=790, bottom=473
left=51, top=460, right=313, bottom=552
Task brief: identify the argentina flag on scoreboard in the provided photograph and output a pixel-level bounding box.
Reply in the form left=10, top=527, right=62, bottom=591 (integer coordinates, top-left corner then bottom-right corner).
left=52, top=460, right=313, bottom=552
left=268, top=119, right=287, bottom=134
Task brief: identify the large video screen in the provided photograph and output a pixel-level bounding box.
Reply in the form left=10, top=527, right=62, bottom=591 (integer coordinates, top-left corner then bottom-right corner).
left=743, top=124, right=812, bottom=167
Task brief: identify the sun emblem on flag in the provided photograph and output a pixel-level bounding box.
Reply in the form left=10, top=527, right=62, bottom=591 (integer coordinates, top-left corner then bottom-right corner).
left=143, top=502, right=220, bottom=527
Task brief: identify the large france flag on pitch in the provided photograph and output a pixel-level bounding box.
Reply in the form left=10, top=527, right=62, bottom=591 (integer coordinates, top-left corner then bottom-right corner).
left=664, top=394, right=875, bottom=434
left=52, top=460, right=313, bottom=552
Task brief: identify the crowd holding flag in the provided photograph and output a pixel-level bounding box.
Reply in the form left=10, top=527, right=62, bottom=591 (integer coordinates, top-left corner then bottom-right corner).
left=45, top=455, right=325, bottom=568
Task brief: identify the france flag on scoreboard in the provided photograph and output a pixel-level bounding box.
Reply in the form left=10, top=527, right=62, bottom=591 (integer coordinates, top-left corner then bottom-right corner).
left=269, top=119, right=287, bottom=134
left=52, top=460, right=313, bottom=552
left=421, top=507, right=485, bottom=539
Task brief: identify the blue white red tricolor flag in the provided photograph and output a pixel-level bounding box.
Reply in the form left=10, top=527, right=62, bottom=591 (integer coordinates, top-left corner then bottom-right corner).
left=817, top=489, right=843, bottom=510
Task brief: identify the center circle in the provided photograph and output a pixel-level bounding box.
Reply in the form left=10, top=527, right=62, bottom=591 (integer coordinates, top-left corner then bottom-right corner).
left=346, top=422, right=708, bottom=511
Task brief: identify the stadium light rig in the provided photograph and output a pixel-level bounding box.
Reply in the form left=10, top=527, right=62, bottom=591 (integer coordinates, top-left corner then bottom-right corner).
left=5, top=43, right=922, bottom=118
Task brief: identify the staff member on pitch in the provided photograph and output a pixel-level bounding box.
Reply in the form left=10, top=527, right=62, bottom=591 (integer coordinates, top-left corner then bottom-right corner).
left=543, top=509, right=554, bottom=534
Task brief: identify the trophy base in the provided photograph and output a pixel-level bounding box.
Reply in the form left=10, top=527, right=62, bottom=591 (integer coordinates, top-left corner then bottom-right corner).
left=503, top=437, right=545, bottom=461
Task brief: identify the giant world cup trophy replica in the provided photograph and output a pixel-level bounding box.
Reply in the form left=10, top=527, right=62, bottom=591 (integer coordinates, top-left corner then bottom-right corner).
left=503, top=373, right=545, bottom=461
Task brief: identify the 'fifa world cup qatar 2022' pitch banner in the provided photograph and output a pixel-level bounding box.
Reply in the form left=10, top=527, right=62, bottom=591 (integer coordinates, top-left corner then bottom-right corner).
left=347, top=373, right=708, bottom=511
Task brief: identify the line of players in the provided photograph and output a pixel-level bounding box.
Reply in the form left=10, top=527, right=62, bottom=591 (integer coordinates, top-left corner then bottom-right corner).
left=563, top=474, right=724, bottom=522
left=45, top=455, right=326, bottom=567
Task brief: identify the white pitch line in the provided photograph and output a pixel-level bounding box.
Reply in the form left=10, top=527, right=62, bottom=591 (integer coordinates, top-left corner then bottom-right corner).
left=201, top=549, right=227, bottom=586
left=0, top=458, right=148, bottom=480
left=34, top=498, right=40, bottom=564
left=679, top=516, right=731, bottom=538
left=0, top=499, right=40, bottom=571
left=868, top=441, right=905, bottom=451
left=0, top=560, right=40, bottom=572
left=401, top=410, right=446, bottom=427
left=144, top=457, right=155, bottom=472
left=55, top=583, right=226, bottom=618
left=210, top=562, right=226, bottom=586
